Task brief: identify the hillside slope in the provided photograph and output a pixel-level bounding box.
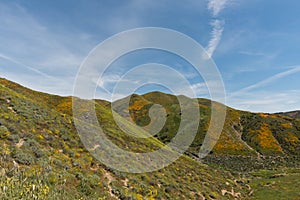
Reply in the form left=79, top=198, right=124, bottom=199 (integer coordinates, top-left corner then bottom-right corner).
left=112, top=92, right=300, bottom=171
left=0, top=78, right=250, bottom=199
left=277, top=110, right=300, bottom=119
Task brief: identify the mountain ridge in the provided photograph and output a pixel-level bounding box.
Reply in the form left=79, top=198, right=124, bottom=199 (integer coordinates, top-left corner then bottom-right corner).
left=2, top=77, right=300, bottom=158
left=112, top=91, right=300, bottom=157
left=277, top=110, right=300, bottom=119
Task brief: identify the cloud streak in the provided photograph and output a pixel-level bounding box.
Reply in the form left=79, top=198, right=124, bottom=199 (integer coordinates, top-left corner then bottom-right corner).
left=0, top=52, right=75, bottom=96
left=0, top=2, right=85, bottom=71
left=0, top=53, right=55, bottom=80
left=207, top=0, right=230, bottom=17
left=227, top=90, right=300, bottom=113
left=230, top=65, right=300, bottom=97
left=205, top=19, right=224, bottom=58
left=205, top=0, right=231, bottom=57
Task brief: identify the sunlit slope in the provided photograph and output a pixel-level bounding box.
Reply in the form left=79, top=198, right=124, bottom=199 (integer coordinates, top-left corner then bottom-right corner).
left=0, top=78, right=250, bottom=199
left=113, top=92, right=300, bottom=157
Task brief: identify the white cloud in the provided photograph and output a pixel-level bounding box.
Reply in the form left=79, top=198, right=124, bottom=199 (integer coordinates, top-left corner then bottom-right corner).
left=0, top=2, right=97, bottom=96
left=0, top=52, right=76, bottom=96
left=91, top=63, right=203, bottom=101
left=205, top=19, right=224, bottom=58
left=205, top=0, right=232, bottom=58
left=0, top=2, right=86, bottom=71
left=239, top=51, right=265, bottom=57
left=97, top=74, right=122, bottom=88
left=0, top=64, right=74, bottom=96
left=227, top=66, right=300, bottom=112
left=227, top=90, right=300, bottom=113
left=0, top=53, right=55, bottom=80
left=191, top=82, right=207, bottom=92
left=231, top=65, right=300, bottom=97
left=207, top=0, right=230, bottom=17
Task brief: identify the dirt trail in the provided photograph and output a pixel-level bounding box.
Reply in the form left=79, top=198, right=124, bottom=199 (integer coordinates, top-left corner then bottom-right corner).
left=103, top=170, right=120, bottom=199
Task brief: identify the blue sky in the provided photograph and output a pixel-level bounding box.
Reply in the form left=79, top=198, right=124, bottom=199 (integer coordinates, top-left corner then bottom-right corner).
left=1, top=0, right=300, bottom=113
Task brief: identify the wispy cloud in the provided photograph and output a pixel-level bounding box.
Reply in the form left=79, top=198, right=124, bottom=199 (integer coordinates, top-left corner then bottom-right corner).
left=205, top=0, right=231, bottom=58
left=0, top=53, right=55, bottom=80
left=231, top=65, right=300, bottom=97
left=227, top=90, right=300, bottom=113
left=0, top=2, right=85, bottom=71
left=0, top=2, right=93, bottom=96
left=0, top=52, right=75, bottom=96
left=205, top=19, right=224, bottom=58
left=207, top=0, right=231, bottom=17
left=239, top=51, right=265, bottom=57
left=226, top=66, right=300, bottom=112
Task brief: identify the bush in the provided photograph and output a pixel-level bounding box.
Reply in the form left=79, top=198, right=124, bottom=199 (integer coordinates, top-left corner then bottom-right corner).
left=12, top=149, right=34, bottom=165
left=7, top=134, right=20, bottom=143
left=0, top=125, right=10, bottom=139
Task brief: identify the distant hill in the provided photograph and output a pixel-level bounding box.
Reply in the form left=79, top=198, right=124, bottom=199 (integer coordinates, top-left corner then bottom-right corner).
left=113, top=92, right=300, bottom=171
left=0, top=78, right=250, bottom=199
left=113, top=92, right=300, bottom=157
left=277, top=110, right=300, bottom=119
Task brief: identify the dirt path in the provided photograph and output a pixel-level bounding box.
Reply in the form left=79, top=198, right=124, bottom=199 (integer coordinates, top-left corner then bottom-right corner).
left=103, top=170, right=120, bottom=199
left=232, top=119, right=261, bottom=157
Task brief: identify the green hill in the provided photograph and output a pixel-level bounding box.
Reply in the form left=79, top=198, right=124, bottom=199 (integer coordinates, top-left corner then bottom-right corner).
left=112, top=92, right=300, bottom=171
left=0, top=78, right=251, bottom=199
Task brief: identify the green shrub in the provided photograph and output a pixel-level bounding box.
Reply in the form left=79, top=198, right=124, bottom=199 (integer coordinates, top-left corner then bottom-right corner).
left=7, top=134, right=20, bottom=143
left=12, top=149, right=34, bottom=165
left=0, top=125, right=10, bottom=139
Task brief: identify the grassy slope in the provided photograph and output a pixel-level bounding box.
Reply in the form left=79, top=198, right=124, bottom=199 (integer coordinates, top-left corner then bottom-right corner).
left=112, top=92, right=300, bottom=157
left=0, top=78, right=251, bottom=199
left=111, top=92, right=300, bottom=176
left=248, top=168, right=300, bottom=199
